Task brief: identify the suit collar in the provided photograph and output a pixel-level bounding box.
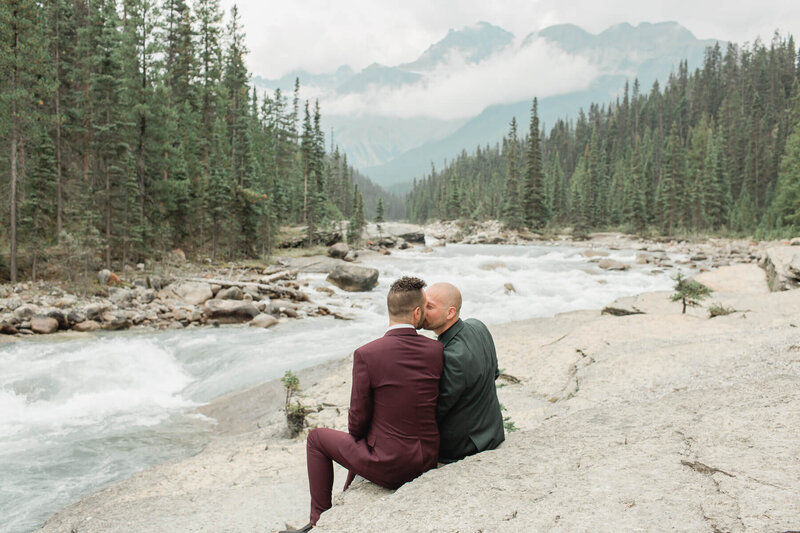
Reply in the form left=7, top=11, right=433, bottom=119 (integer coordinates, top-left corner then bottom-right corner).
left=437, top=318, right=464, bottom=346
left=384, top=328, right=419, bottom=337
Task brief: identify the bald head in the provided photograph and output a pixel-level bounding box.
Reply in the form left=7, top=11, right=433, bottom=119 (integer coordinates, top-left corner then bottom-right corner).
left=422, top=282, right=462, bottom=335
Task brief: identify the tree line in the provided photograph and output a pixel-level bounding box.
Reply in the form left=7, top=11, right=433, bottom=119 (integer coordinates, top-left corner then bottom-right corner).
left=406, top=35, right=800, bottom=238
left=0, top=0, right=402, bottom=283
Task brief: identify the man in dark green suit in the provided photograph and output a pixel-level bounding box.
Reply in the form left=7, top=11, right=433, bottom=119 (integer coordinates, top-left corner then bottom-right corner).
left=423, top=282, right=505, bottom=463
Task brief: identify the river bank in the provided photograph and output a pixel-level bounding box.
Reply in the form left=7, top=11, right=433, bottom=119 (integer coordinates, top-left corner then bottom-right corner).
left=34, top=246, right=800, bottom=532
left=2, top=221, right=797, bottom=341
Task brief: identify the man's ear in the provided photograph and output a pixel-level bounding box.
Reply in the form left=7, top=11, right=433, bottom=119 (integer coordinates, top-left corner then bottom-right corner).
left=446, top=306, right=457, bottom=320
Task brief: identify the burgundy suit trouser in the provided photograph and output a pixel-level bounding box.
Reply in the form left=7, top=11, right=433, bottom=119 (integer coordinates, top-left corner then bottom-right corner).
left=306, top=427, right=369, bottom=525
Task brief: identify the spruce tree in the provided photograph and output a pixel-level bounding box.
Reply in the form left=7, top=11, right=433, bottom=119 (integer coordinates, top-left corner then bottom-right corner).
left=1, top=0, right=52, bottom=281
left=501, top=118, right=524, bottom=229
left=523, top=98, right=548, bottom=229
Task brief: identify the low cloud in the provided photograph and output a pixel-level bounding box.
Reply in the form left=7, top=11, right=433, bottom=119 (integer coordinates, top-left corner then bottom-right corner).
left=315, top=37, right=598, bottom=120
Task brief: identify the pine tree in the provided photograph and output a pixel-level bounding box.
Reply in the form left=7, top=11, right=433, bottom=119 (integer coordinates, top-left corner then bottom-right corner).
left=501, top=118, right=524, bottom=229
left=523, top=98, right=548, bottom=229
left=1, top=0, right=52, bottom=281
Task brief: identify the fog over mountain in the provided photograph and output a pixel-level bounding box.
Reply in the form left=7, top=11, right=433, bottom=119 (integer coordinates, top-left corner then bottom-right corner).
left=253, top=21, right=722, bottom=190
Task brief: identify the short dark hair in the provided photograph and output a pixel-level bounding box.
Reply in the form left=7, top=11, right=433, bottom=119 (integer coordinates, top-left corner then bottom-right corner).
left=387, top=276, right=426, bottom=317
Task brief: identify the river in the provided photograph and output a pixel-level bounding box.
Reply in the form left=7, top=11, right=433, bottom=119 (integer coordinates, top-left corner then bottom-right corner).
left=0, top=243, right=688, bottom=533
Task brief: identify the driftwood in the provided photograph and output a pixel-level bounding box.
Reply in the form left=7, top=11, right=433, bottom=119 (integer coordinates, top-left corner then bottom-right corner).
left=179, top=271, right=308, bottom=302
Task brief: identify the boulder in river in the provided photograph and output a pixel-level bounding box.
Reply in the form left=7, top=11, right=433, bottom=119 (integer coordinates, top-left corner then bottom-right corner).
left=399, top=231, right=426, bottom=243
left=598, top=259, right=630, bottom=271
left=328, top=242, right=349, bottom=259
left=203, top=299, right=259, bottom=323
left=46, top=310, right=68, bottom=330
left=103, top=315, right=132, bottom=331
left=215, top=286, right=243, bottom=300
left=161, top=281, right=214, bottom=305
left=84, top=303, right=109, bottom=321
left=31, top=317, right=59, bottom=334
left=73, top=320, right=102, bottom=332
left=326, top=265, right=379, bottom=292
left=249, top=313, right=279, bottom=328
left=14, top=305, right=36, bottom=320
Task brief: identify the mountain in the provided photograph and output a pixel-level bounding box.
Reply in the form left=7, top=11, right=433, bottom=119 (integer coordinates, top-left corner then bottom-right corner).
left=253, top=21, right=723, bottom=191
left=400, top=21, right=514, bottom=71
left=252, top=21, right=516, bottom=171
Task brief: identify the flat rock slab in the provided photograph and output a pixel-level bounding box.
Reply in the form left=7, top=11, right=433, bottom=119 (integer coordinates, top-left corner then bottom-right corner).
left=35, top=266, right=800, bottom=533
left=695, top=263, right=768, bottom=294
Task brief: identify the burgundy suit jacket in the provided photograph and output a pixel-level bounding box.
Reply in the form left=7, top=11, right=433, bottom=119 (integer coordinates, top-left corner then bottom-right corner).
left=346, top=327, right=444, bottom=488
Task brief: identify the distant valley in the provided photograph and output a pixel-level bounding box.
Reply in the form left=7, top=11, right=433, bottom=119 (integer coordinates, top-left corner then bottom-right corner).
left=253, top=21, right=722, bottom=191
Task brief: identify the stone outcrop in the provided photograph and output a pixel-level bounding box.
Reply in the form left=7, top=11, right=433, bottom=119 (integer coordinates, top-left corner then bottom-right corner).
left=759, top=246, right=800, bottom=291
left=326, top=265, right=379, bottom=292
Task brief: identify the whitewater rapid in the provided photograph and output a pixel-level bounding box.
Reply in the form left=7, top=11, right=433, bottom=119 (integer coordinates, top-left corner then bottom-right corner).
left=0, top=243, right=688, bottom=532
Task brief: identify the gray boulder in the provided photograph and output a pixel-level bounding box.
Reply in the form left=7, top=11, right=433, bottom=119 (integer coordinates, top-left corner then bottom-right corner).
left=326, top=265, right=379, bottom=292
left=84, top=303, right=109, bottom=321
left=31, top=317, right=59, bottom=334
left=203, top=300, right=259, bottom=323
left=215, top=286, right=243, bottom=300
left=73, top=320, right=101, bottom=332
left=760, top=247, right=800, bottom=291
left=343, top=251, right=358, bottom=262
left=161, top=281, right=214, bottom=305
left=139, top=289, right=156, bottom=304
left=14, top=305, right=36, bottom=320
left=109, top=287, right=133, bottom=304
left=399, top=231, right=426, bottom=243
left=249, top=313, right=279, bottom=328
left=54, top=295, right=78, bottom=308
left=598, top=259, right=630, bottom=271
left=67, top=310, right=86, bottom=325
left=103, top=316, right=132, bottom=331
left=4, top=299, right=22, bottom=311
left=46, top=310, right=68, bottom=330
left=328, top=242, right=349, bottom=259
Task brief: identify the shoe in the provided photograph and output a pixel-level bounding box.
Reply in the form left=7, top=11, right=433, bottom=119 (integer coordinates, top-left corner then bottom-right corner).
left=278, top=523, right=313, bottom=532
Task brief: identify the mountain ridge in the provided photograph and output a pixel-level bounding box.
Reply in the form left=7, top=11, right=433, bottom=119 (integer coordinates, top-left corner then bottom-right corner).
left=252, top=21, right=724, bottom=189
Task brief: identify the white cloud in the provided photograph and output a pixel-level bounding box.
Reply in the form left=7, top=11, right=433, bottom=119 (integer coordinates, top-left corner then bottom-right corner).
left=314, top=38, right=598, bottom=120
left=221, top=0, right=799, bottom=80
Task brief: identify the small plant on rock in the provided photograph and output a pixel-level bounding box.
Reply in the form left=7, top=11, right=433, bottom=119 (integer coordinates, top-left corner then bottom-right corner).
left=499, top=402, right=518, bottom=433
left=671, top=272, right=711, bottom=314
left=708, top=302, right=736, bottom=318
left=281, top=370, right=310, bottom=438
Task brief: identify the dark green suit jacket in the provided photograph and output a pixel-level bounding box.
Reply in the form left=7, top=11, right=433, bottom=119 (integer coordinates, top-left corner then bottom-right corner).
left=436, top=318, right=505, bottom=463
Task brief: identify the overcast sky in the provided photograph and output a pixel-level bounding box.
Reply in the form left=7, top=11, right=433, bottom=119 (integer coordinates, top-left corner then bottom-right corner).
left=220, top=0, right=799, bottom=79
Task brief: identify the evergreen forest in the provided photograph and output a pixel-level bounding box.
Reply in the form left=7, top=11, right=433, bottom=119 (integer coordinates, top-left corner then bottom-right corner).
left=0, top=0, right=402, bottom=283
left=406, top=36, right=800, bottom=239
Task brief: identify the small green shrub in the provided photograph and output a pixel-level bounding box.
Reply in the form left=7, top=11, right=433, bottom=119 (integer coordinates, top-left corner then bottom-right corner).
left=281, top=370, right=309, bottom=437
left=708, top=303, right=736, bottom=318
left=671, top=272, right=711, bottom=313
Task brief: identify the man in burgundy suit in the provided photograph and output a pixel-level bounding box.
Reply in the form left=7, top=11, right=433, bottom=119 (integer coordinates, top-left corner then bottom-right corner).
left=280, top=277, right=444, bottom=532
